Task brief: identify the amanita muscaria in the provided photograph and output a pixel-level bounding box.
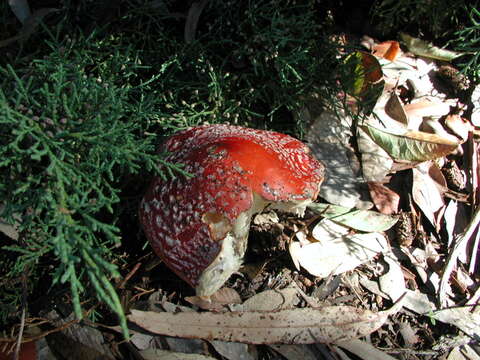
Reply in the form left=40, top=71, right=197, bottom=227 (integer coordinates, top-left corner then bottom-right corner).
left=139, top=124, right=325, bottom=295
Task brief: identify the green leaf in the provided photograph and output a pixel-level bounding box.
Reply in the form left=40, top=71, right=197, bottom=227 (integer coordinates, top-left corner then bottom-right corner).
left=400, top=33, right=464, bottom=62
left=360, top=125, right=461, bottom=162
left=344, top=51, right=383, bottom=97
left=308, top=203, right=398, bottom=232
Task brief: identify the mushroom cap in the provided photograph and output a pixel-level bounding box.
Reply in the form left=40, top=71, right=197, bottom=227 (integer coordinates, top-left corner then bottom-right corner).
left=139, top=124, right=324, bottom=294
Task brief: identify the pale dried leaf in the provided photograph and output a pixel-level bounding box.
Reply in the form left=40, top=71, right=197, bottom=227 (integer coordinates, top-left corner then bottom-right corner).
left=130, top=333, right=155, bottom=350
left=165, top=337, right=205, bottom=355
left=308, top=203, right=398, bottom=232
left=421, top=118, right=461, bottom=143
left=140, top=349, right=216, bottom=360
left=307, top=110, right=364, bottom=207
left=379, top=254, right=406, bottom=302
left=0, top=219, right=19, bottom=240
left=269, top=344, right=318, bottom=360
left=361, top=124, right=461, bottom=161
left=412, top=163, right=445, bottom=229
left=379, top=56, right=436, bottom=97
left=359, top=277, right=480, bottom=337
left=128, top=304, right=400, bottom=344
left=444, top=200, right=469, bottom=251
left=440, top=207, right=480, bottom=307
left=445, top=115, right=472, bottom=142
left=385, top=92, right=408, bottom=124
left=372, top=41, right=401, bottom=62
left=357, top=126, right=393, bottom=182
left=447, top=345, right=480, bottom=360
left=403, top=97, right=451, bottom=118
left=335, top=339, right=398, bottom=360
left=295, top=224, right=388, bottom=278
left=400, top=33, right=464, bottom=61
left=367, top=182, right=400, bottom=215
left=406, top=248, right=429, bottom=284
left=185, top=288, right=242, bottom=310
left=0, top=204, right=20, bottom=240
left=311, top=218, right=349, bottom=241
left=209, top=341, right=256, bottom=360
left=471, top=84, right=480, bottom=126
left=240, top=287, right=299, bottom=312
left=398, top=321, right=420, bottom=347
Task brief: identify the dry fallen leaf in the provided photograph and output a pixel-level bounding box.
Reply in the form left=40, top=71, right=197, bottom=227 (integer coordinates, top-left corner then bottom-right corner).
left=361, top=124, right=461, bottom=161
left=357, top=126, right=394, bottom=182
left=471, top=84, right=480, bottom=126
left=384, top=92, right=408, bottom=125
left=128, top=304, right=400, bottom=344
left=240, top=287, right=299, bottom=312
left=367, top=182, right=400, bottom=215
left=412, top=162, right=446, bottom=230
left=0, top=204, right=20, bottom=240
left=373, top=41, right=401, bottom=62
left=308, top=203, right=398, bottom=232
left=398, top=321, right=420, bottom=347
left=446, top=344, right=480, bottom=360
left=400, top=33, right=464, bottom=61
left=335, top=339, right=398, bottom=360
left=307, top=109, right=365, bottom=207
left=269, top=344, right=318, bottom=360
left=445, top=114, right=473, bottom=142
left=185, top=288, right=242, bottom=311
left=403, top=97, right=451, bottom=119
left=378, top=254, right=406, bottom=302
left=291, top=220, right=388, bottom=278
left=359, top=277, right=480, bottom=337
left=209, top=341, right=256, bottom=360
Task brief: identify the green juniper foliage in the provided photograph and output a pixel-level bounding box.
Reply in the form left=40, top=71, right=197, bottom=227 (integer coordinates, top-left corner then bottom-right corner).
left=0, top=32, right=186, bottom=336
left=450, top=6, right=480, bottom=81
left=371, top=0, right=471, bottom=38
left=0, top=0, right=342, bottom=335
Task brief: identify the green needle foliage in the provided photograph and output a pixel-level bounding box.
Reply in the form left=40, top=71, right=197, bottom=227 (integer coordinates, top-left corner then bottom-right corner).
left=0, top=31, right=186, bottom=336
left=451, top=6, right=480, bottom=81
left=0, top=0, right=342, bottom=336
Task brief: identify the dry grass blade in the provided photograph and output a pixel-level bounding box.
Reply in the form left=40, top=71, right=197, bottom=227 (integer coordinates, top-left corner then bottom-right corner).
left=128, top=302, right=402, bottom=344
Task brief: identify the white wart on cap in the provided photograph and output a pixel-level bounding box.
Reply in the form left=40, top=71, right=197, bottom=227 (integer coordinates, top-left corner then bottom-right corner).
left=139, top=124, right=325, bottom=295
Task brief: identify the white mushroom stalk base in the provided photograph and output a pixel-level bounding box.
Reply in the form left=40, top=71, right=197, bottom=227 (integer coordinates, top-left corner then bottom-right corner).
left=196, top=193, right=312, bottom=296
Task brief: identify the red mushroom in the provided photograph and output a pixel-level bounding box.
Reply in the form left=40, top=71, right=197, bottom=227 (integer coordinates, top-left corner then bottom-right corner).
left=139, top=124, right=324, bottom=295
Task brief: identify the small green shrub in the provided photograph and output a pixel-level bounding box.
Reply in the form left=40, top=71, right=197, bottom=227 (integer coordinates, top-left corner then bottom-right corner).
left=450, top=7, right=480, bottom=81
left=0, top=0, right=342, bottom=335
left=371, top=0, right=470, bottom=38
